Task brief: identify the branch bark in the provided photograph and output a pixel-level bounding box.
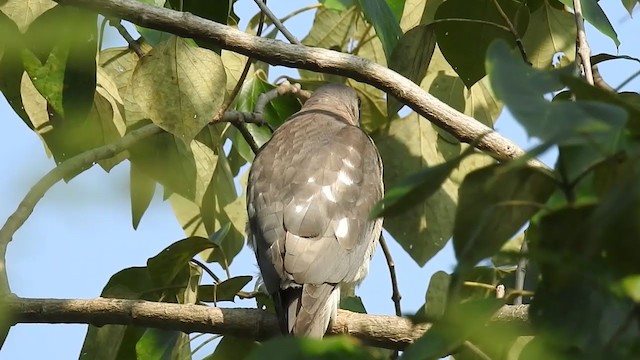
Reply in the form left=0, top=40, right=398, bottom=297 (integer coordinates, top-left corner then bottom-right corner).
left=54, top=0, right=536, bottom=166
left=2, top=297, right=530, bottom=350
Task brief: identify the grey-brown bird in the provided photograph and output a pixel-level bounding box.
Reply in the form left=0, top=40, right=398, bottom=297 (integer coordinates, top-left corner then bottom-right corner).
left=247, top=83, right=384, bottom=338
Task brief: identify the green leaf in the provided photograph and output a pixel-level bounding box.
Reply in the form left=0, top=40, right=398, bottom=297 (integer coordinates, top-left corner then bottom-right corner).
left=131, top=36, right=226, bottom=143
left=621, top=0, right=639, bottom=16
left=130, top=162, right=157, bottom=229
left=198, top=275, right=253, bottom=303
left=147, top=236, right=214, bottom=287
left=387, top=24, right=436, bottom=117
left=0, top=12, right=31, bottom=128
left=487, top=40, right=627, bottom=145
left=558, top=0, right=619, bottom=47
left=374, top=113, right=494, bottom=266
left=521, top=1, right=575, bottom=68
left=321, top=0, right=356, bottom=11
left=424, top=271, right=450, bottom=321
left=130, top=130, right=199, bottom=201
left=591, top=53, right=640, bottom=66
left=355, top=0, right=402, bottom=61
left=302, top=6, right=359, bottom=50
left=402, top=298, right=504, bottom=360
left=619, top=275, right=640, bottom=303
left=247, top=336, right=383, bottom=360
left=340, top=295, right=368, bottom=313
left=0, top=0, right=56, bottom=32
left=136, top=329, right=186, bottom=360
left=371, top=146, right=473, bottom=218
left=204, top=336, right=258, bottom=360
left=453, top=164, right=556, bottom=267
left=434, top=0, right=529, bottom=87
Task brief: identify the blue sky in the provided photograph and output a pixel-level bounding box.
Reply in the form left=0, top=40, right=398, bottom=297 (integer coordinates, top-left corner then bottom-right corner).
left=1, top=1, right=638, bottom=359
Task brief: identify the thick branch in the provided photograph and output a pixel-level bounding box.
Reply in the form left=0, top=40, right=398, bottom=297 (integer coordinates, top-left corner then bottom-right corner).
left=54, top=0, right=534, bottom=166
left=3, top=297, right=530, bottom=350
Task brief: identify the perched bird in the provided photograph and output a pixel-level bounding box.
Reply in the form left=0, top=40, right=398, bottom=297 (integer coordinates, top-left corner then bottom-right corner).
left=246, top=83, right=384, bottom=338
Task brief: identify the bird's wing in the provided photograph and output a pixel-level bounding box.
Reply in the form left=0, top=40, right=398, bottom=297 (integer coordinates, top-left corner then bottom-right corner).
left=247, top=111, right=383, bottom=336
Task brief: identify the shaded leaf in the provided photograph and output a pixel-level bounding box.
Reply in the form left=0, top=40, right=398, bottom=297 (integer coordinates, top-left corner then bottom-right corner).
left=340, top=295, right=367, bottom=313
left=136, top=329, right=186, bottom=360
left=247, top=336, right=384, bottom=360
left=402, top=298, right=504, bottom=360
left=374, top=113, right=493, bottom=266
left=424, top=271, right=450, bottom=321
left=355, top=0, right=402, bottom=60
left=453, top=164, right=556, bottom=267
left=130, top=162, right=156, bottom=229
left=387, top=24, right=436, bottom=117
left=147, top=236, right=214, bottom=287
left=487, top=40, right=627, bottom=146
left=131, top=36, right=226, bottom=143
left=434, top=0, right=529, bottom=87
left=199, top=275, right=253, bottom=303
left=521, top=1, right=575, bottom=68
left=371, top=145, right=473, bottom=218
left=204, top=336, right=258, bottom=360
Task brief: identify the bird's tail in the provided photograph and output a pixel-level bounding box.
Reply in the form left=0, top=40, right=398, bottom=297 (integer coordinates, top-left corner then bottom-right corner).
left=279, top=283, right=339, bottom=338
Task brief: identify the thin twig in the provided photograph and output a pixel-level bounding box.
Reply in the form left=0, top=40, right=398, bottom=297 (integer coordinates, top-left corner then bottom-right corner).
left=592, top=65, right=614, bottom=92
left=490, top=0, right=529, bottom=64
left=190, top=258, right=221, bottom=284
left=108, top=17, right=145, bottom=57
left=513, top=239, right=528, bottom=305
left=252, top=0, right=300, bottom=45
left=462, top=341, right=493, bottom=360
left=0, top=124, right=162, bottom=296
left=573, top=0, right=594, bottom=85
left=279, top=4, right=320, bottom=24
left=214, top=1, right=267, bottom=152
left=379, top=236, right=402, bottom=317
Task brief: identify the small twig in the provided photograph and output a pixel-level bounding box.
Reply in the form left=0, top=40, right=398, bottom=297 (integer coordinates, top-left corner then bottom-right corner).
left=463, top=281, right=498, bottom=291
left=573, top=0, right=594, bottom=85
left=379, top=236, right=402, bottom=317
left=190, top=258, right=221, bottom=284
left=603, top=305, right=639, bottom=354
left=616, top=68, right=640, bottom=91
left=462, top=341, right=493, bottom=360
left=490, top=0, right=529, bottom=64
left=513, top=240, right=528, bottom=305
left=108, top=17, right=145, bottom=57
left=279, top=4, right=321, bottom=24
left=592, top=65, right=614, bottom=92
left=252, top=0, right=300, bottom=45
left=0, top=124, right=162, bottom=296
left=191, top=334, right=222, bottom=355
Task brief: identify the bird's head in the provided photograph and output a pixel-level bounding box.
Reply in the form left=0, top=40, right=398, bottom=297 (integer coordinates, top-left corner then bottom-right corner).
left=302, top=83, right=361, bottom=126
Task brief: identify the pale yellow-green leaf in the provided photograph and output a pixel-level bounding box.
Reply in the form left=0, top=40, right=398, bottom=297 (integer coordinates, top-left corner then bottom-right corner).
left=19, top=72, right=52, bottom=156
left=399, top=0, right=428, bottom=31
left=354, top=14, right=386, bottom=66
left=190, top=138, right=218, bottom=207
left=221, top=50, right=251, bottom=101
left=94, top=87, right=127, bottom=171
left=522, top=2, right=576, bottom=69
left=131, top=36, right=227, bottom=142
left=0, top=0, right=56, bottom=32
left=178, top=263, right=201, bottom=305
left=302, top=6, right=359, bottom=50
left=347, top=78, right=387, bottom=132
left=223, top=193, right=247, bottom=239
left=99, top=45, right=151, bottom=127
left=96, top=66, right=123, bottom=105
left=169, top=192, right=207, bottom=237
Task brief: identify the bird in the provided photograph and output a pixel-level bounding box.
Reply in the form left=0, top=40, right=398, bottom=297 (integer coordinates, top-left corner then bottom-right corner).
left=246, top=83, right=384, bottom=338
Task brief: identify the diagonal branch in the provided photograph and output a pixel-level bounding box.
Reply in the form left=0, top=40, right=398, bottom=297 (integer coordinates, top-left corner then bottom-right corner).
left=53, top=0, right=538, bottom=167
left=2, top=296, right=531, bottom=350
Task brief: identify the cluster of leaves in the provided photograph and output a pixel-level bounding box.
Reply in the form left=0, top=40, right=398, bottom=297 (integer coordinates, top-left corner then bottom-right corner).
left=2, top=0, right=640, bottom=359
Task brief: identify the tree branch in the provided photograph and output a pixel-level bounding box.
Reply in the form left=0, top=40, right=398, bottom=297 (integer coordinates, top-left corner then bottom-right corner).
left=0, top=124, right=162, bottom=296
left=2, top=297, right=531, bottom=350
left=53, top=0, right=538, bottom=167
left=252, top=0, right=300, bottom=45
left=573, top=0, right=594, bottom=85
